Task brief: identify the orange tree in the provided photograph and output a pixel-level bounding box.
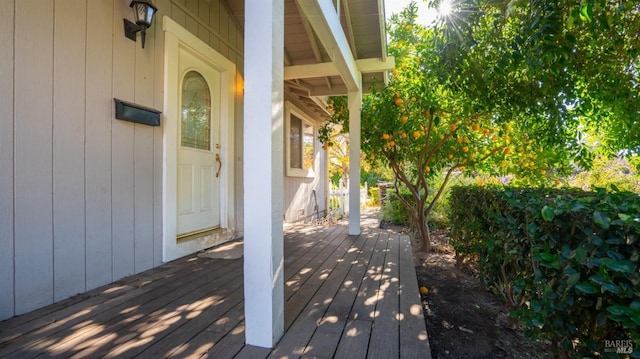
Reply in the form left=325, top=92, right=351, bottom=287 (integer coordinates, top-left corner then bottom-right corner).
left=320, top=3, right=572, bottom=251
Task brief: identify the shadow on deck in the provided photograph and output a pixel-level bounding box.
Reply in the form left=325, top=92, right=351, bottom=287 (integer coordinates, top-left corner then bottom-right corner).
left=0, top=211, right=431, bottom=358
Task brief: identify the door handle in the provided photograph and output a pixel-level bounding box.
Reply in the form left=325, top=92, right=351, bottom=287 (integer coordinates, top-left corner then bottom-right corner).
left=215, top=153, right=222, bottom=178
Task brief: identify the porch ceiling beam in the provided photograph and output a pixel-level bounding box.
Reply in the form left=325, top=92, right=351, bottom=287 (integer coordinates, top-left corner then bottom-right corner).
left=294, top=0, right=325, bottom=64
left=283, top=56, right=395, bottom=80
left=296, top=0, right=359, bottom=91
left=376, top=0, right=388, bottom=62
left=341, top=0, right=358, bottom=57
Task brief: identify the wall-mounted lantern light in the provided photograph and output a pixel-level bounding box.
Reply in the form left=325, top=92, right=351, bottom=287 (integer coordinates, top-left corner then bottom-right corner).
left=123, top=0, right=158, bottom=49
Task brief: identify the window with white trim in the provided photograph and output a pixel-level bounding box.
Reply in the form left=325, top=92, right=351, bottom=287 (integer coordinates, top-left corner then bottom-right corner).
left=286, top=104, right=316, bottom=177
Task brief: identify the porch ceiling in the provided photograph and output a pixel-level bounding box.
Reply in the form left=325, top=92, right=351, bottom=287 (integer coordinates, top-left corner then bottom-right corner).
left=224, top=0, right=393, bottom=118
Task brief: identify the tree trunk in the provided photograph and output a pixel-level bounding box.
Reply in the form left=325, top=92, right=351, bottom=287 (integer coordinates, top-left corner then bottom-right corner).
left=415, top=213, right=431, bottom=252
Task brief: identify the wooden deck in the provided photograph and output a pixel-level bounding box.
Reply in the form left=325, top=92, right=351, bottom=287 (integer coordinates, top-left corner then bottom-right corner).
left=0, top=212, right=431, bottom=358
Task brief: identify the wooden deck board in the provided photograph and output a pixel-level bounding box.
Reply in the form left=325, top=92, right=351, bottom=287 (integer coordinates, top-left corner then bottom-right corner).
left=49, top=260, right=244, bottom=358
left=0, top=255, right=195, bottom=348
left=303, top=231, right=379, bottom=358
left=0, top=211, right=431, bottom=358
left=333, top=319, right=372, bottom=359
left=0, top=258, right=233, bottom=358
left=398, top=235, right=432, bottom=359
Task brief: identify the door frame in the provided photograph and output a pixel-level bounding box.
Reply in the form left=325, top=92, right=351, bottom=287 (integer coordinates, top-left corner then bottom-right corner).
left=162, top=16, right=236, bottom=262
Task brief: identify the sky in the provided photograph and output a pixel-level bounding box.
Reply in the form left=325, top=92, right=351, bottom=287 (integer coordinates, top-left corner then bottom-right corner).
left=384, top=0, right=438, bottom=26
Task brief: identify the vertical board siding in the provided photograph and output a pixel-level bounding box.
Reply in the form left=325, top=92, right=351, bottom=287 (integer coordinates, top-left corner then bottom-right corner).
left=85, top=0, right=114, bottom=290
left=53, top=0, right=88, bottom=302
left=2, top=0, right=245, bottom=319
left=0, top=0, right=15, bottom=320
left=133, top=24, right=157, bottom=274
left=218, top=5, right=230, bottom=58
left=13, top=0, right=55, bottom=315
left=208, top=0, right=221, bottom=49
left=283, top=147, right=327, bottom=223
left=198, top=0, right=210, bottom=24
left=134, top=124, right=155, bottom=273
left=111, top=0, right=137, bottom=280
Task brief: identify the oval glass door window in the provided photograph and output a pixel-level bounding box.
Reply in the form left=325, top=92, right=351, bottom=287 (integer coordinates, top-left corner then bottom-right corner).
left=181, top=71, right=211, bottom=150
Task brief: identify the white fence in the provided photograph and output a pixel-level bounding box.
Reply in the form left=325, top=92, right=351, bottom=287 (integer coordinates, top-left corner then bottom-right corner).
left=328, top=183, right=368, bottom=217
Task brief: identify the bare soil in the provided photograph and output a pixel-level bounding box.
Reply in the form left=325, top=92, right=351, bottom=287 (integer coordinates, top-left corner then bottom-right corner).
left=383, top=222, right=553, bottom=358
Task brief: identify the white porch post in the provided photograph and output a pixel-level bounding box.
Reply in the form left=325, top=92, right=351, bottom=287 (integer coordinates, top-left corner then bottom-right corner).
left=348, top=87, right=362, bottom=235
left=243, top=0, right=285, bottom=348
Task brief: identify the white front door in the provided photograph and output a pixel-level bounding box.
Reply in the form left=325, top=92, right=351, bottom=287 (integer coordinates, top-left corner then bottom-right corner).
left=177, top=47, right=221, bottom=236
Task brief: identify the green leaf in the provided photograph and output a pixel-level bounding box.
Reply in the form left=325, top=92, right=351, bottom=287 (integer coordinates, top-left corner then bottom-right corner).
left=575, top=282, right=599, bottom=294
left=571, top=202, right=586, bottom=212
left=580, top=5, right=592, bottom=22
left=570, top=246, right=587, bottom=263
left=566, top=272, right=580, bottom=288
left=541, top=205, right=555, bottom=221
left=537, top=252, right=561, bottom=269
left=593, top=211, right=611, bottom=229
left=607, top=304, right=630, bottom=316
left=602, top=282, right=619, bottom=294
left=601, top=258, right=635, bottom=273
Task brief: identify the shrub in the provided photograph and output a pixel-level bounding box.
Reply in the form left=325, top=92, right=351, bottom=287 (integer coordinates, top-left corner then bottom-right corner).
left=570, top=157, right=640, bottom=193
left=382, top=189, right=412, bottom=226
left=367, top=187, right=380, bottom=206
left=450, top=186, right=640, bottom=358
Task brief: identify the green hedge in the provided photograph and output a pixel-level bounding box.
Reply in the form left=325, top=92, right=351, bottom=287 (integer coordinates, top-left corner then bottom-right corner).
left=450, top=186, right=640, bottom=357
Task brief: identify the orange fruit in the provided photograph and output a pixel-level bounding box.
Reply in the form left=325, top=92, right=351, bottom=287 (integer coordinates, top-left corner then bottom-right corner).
left=395, top=97, right=404, bottom=106
left=413, top=131, right=421, bottom=139
left=322, top=143, right=328, bottom=150
left=401, top=116, right=408, bottom=124
left=462, top=146, right=469, bottom=153
left=419, top=286, right=429, bottom=295
left=503, top=147, right=511, bottom=154
left=382, top=133, right=390, bottom=140
left=447, top=153, right=453, bottom=159
left=424, top=166, right=430, bottom=173
left=457, top=137, right=463, bottom=143
left=471, top=123, right=480, bottom=131
left=449, top=124, right=457, bottom=132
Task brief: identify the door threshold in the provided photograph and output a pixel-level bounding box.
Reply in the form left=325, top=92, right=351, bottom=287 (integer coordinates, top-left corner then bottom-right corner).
left=177, top=227, right=221, bottom=243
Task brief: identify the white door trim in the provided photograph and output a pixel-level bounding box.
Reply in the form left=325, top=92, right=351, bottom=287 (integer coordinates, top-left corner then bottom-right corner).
left=162, top=16, right=236, bottom=262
